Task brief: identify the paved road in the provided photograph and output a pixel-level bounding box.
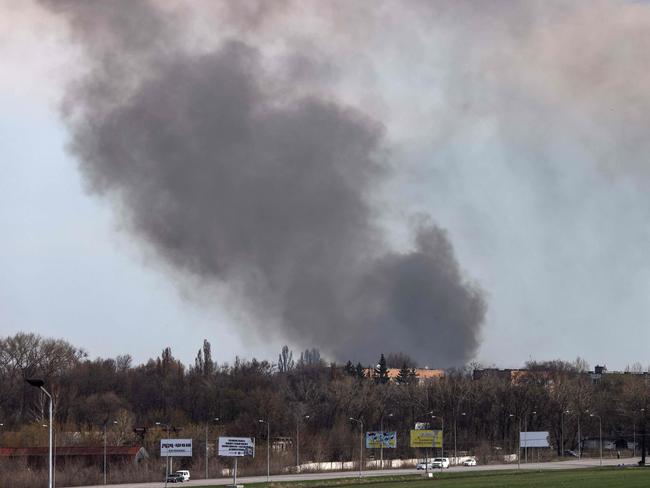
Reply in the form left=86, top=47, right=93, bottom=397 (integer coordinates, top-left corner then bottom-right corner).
left=71, top=457, right=640, bottom=488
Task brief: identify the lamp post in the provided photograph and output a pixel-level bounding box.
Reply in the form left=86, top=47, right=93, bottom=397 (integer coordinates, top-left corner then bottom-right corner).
left=27, top=379, right=53, bottom=488
left=590, top=414, right=602, bottom=466
left=156, top=422, right=171, bottom=487
left=349, top=417, right=364, bottom=478
left=633, top=408, right=644, bottom=458
left=578, top=414, right=582, bottom=460
left=296, top=414, right=310, bottom=472
left=508, top=413, right=521, bottom=470
left=561, top=410, right=571, bottom=457
left=524, top=410, right=536, bottom=464
left=258, top=419, right=270, bottom=482
left=103, top=419, right=117, bottom=484
left=430, top=415, right=444, bottom=458
left=205, top=418, right=219, bottom=479
left=380, top=413, right=393, bottom=469
left=454, top=412, right=465, bottom=462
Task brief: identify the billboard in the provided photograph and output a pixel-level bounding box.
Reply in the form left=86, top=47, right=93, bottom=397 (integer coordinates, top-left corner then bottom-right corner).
left=218, top=437, right=255, bottom=457
left=160, top=439, right=192, bottom=457
left=409, top=429, right=442, bottom=448
left=365, top=431, right=397, bottom=449
left=520, top=431, right=550, bottom=448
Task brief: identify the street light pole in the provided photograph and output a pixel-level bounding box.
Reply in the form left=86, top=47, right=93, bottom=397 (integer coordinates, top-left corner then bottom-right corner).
left=156, top=422, right=171, bottom=487
left=590, top=414, right=602, bottom=466
left=103, top=419, right=117, bottom=484
left=454, top=412, right=465, bottom=462
left=349, top=418, right=364, bottom=478
left=525, top=411, right=536, bottom=464
left=634, top=409, right=645, bottom=458
left=431, top=414, right=444, bottom=471
left=258, top=419, right=270, bottom=482
left=508, top=414, right=520, bottom=470
left=561, top=410, right=570, bottom=457
left=104, top=422, right=107, bottom=485
left=206, top=418, right=219, bottom=479
left=27, top=379, right=53, bottom=488
left=578, top=415, right=582, bottom=460
left=297, top=414, right=310, bottom=472
left=380, top=413, right=393, bottom=470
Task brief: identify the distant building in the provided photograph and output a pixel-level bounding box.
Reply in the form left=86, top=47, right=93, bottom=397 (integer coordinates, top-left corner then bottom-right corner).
left=0, top=446, right=148, bottom=468
left=364, top=367, right=445, bottom=384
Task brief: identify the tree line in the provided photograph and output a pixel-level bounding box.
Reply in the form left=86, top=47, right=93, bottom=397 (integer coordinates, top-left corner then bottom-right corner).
left=1, top=332, right=649, bottom=466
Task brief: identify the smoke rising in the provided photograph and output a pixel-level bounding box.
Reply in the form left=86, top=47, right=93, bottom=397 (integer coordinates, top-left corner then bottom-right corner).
left=39, top=0, right=486, bottom=366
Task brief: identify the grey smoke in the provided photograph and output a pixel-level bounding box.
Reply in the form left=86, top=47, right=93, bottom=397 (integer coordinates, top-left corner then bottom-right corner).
left=40, top=0, right=486, bottom=366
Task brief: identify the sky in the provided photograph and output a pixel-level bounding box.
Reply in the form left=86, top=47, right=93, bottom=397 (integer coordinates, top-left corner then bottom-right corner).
left=1, top=0, right=650, bottom=370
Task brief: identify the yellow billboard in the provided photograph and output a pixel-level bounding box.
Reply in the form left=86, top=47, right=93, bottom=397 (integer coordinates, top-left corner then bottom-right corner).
left=409, top=429, right=442, bottom=448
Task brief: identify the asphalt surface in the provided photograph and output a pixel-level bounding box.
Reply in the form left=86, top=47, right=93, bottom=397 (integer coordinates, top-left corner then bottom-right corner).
left=71, top=457, right=640, bottom=488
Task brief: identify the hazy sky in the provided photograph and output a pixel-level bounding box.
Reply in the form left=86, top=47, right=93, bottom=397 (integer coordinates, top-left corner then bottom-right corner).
left=2, top=0, right=650, bottom=370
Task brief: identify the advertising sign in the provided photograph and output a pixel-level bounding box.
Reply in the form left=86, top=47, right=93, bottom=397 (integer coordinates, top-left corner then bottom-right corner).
left=160, top=439, right=192, bottom=457
left=365, top=431, right=397, bottom=449
left=520, top=431, right=550, bottom=448
left=218, top=437, right=255, bottom=457
left=409, top=429, right=442, bottom=448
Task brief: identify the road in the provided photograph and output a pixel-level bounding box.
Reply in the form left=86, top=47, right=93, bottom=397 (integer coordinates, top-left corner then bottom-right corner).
left=71, top=457, right=640, bottom=488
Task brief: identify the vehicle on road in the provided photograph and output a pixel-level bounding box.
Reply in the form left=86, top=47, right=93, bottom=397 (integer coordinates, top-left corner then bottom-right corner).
left=175, top=470, right=190, bottom=481
left=165, top=472, right=184, bottom=483
left=416, top=461, right=434, bottom=470
left=463, top=458, right=477, bottom=466
left=431, top=457, right=450, bottom=469
left=563, top=450, right=579, bottom=458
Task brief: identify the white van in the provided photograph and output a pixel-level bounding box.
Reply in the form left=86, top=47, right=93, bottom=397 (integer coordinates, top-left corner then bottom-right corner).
left=431, top=458, right=450, bottom=469
left=174, top=470, right=190, bottom=481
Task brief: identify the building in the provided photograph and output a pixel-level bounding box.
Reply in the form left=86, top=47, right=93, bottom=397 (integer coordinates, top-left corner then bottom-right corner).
left=364, top=367, right=445, bottom=384
left=0, top=445, right=148, bottom=468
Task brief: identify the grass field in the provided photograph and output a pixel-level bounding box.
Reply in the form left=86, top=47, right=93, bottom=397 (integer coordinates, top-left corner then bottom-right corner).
left=193, top=467, right=650, bottom=488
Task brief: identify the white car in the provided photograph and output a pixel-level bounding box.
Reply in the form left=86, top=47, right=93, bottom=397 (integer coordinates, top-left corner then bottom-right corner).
left=416, top=461, right=434, bottom=470
left=431, top=457, right=450, bottom=469
left=463, top=458, right=477, bottom=466
left=174, top=470, right=190, bottom=481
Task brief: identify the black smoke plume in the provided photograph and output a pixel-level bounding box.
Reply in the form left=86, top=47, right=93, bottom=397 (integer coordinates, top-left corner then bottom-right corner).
left=40, top=0, right=485, bottom=366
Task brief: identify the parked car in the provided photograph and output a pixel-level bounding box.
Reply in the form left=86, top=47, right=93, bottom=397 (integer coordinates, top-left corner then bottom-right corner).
left=431, top=457, right=450, bottom=469
left=463, top=458, right=477, bottom=466
left=416, top=461, right=434, bottom=470
left=563, top=450, right=579, bottom=458
left=166, top=473, right=184, bottom=483
left=175, top=470, right=190, bottom=481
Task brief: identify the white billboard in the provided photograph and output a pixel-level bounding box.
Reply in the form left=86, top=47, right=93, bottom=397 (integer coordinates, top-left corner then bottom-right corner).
left=520, top=431, right=550, bottom=448
left=160, top=438, right=192, bottom=457
left=218, top=437, right=255, bottom=457
left=366, top=431, right=397, bottom=448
